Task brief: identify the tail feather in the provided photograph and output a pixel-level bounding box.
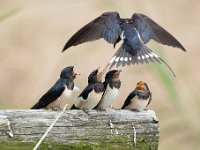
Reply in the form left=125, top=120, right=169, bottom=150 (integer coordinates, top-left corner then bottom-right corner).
left=31, top=101, right=45, bottom=109
left=70, top=104, right=78, bottom=109
left=104, top=44, right=176, bottom=77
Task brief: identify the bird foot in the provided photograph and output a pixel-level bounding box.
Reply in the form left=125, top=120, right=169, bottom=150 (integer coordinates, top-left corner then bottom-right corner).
left=130, top=109, right=141, bottom=112
left=52, top=107, right=62, bottom=111
left=100, top=107, right=118, bottom=113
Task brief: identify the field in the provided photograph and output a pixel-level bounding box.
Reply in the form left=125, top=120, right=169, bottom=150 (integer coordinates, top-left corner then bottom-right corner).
left=0, top=0, right=199, bottom=149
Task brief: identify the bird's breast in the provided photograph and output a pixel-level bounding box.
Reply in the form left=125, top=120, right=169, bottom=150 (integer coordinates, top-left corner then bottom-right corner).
left=125, top=96, right=149, bottom=111
left=97, top=86, right=119, bottom=110
left=74, top=90, right=103, bottom=110
left=59, top=88, right=74, bottom=109
left=63, top=86, right=73, bottom=97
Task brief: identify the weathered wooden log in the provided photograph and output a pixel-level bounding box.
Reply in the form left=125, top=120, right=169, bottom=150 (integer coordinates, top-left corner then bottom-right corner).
left=0, top=109, right=159, bottom=149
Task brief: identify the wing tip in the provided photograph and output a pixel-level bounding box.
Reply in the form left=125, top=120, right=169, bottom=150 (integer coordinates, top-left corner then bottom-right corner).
left=176, top=41, right=186, bottom=52
left=62, top=44, right=70, bottom=52
left=181, top=46, right=186, bottom=52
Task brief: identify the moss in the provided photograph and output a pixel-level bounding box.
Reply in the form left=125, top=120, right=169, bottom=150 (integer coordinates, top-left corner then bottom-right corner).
left=0, top=134, right=158, bottom=150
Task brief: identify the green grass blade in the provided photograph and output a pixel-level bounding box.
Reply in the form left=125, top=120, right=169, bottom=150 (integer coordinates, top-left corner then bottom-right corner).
left=0, top=8, right=20, bottom=22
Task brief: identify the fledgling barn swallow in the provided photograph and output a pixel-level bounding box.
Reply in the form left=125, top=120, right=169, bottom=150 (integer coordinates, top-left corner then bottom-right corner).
left=62, top=12, right=186, bottom=76
left=96, top=70, right=121, bottom=111
left=72, top=68, right=104, bottom=110
left=31, top=66, right=80, bottom=110
left=122, top=81, right=152, bottom=111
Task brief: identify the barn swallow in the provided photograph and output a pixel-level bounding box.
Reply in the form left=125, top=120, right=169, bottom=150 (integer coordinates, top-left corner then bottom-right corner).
left=62, top=12, right=186, bottom=76
left=122, top=81, right=152, bottom=111
left=96, top=70, right=121, bottom=111
left=72, top=68, right=104, bottom=110
left=31, top=66, right=80, bottom=110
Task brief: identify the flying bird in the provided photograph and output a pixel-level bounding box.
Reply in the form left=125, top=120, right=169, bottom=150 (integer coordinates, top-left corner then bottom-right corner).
left=122, top=81, right=152, bottom=111
left=96, top=70, right=121, bottom=111
left=72, top=68, right=104, bottom=110
left=62, top=12, right=186, bottom=76
left=31, top=66, right=80, bottom=110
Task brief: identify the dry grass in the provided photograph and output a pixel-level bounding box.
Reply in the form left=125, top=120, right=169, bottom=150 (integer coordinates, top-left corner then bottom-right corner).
left=0, top=0, right=199, bottom=149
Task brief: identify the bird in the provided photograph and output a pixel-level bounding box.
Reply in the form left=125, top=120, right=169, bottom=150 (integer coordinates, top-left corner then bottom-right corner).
left=31, top=66, right=80, bottom=110
left=122, top=81, right=152, bottom=111
left=96, top=70, right=121, bottom=111
left=62, top=12, right=186, bottom=76
left=72, top=68, right=104, bottom=110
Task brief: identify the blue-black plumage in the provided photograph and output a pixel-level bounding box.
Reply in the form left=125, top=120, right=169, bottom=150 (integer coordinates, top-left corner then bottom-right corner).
left=62, top=12, right=186, bottom=76
left=31, top=66, right=79, bottom=110
left=122, top=81, right=152, bottom=111
left=72, top=68, right=104, bottom=110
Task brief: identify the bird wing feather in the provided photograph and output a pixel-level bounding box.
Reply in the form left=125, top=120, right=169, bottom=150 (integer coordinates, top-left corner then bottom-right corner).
left=31, top=79, right=65, bottom=109
left=62, top=12, right=121, bottom=51
left=132, top=13, right=186, bottom=51
left=78, top=84, right=94, bottom=100
left=122, top=90, right=137, bottom=109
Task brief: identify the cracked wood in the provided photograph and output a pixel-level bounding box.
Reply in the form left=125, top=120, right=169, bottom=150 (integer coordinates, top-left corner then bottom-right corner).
left=0, top=109, right=159, bottom=149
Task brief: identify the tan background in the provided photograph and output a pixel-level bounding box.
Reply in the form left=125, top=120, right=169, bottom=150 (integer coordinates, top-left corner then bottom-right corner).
left=0, top=0, right=199, bottom=149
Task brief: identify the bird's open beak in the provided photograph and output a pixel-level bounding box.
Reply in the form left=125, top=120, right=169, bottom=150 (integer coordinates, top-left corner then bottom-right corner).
left=136, top=81, right=146, bottom=90
left=96, top=67, right=103, bottom=81
left=113, top=70, right=122, bottom=80
left=72, top=66, right=81, bottom=77
left=73, top=72, right=81, bottom=77
left=137, top=81, right=145, bottom=86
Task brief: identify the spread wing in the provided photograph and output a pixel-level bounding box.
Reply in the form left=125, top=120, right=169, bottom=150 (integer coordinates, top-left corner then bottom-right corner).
left=62, top=12, right=121, bottom=51
left=132, top=13, right=186, bottom=51
left=31, top=79, right=65, bottom=109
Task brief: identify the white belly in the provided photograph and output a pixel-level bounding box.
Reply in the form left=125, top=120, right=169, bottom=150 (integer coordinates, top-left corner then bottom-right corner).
left=60, top=88, right=73, bottom=109
left=97, top=86, right=119, bottom=110
left=74, top=90, right=103, bottom=110
left=125, top=96, right=148, bottom=111
left=46, top=88, right=73, bottom=110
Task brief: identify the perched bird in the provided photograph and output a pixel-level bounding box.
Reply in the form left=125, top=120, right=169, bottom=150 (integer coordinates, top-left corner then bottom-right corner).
left=31, top=66, right=80, bottom=110
left=122, top=81, right=152, bottom=111
left=72, top=68, right=104, bottom=110
left=62, top=12, right=186, bottom=76
left=96, top=70, right=121, bottom=111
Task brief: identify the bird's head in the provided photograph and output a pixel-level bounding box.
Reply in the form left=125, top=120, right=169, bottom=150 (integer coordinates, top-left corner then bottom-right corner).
left=60, top=66, right=80, bottom=80
left=88, top=67, right=103, bottom=83
left=135, top=81, right=149, bottom=92
left=105, top=69, right=121, bottom=81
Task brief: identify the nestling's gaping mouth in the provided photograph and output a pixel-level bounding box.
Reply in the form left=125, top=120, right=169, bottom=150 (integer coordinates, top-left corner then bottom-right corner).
left=96, top=67, right=103, bottom=81
left=113, top=70, right=122, bottom=80
left=72, top=66, right=80, bottom=77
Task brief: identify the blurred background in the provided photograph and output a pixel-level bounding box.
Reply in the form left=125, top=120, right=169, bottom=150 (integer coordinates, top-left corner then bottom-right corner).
left=0, top=0, right=199, bottom=149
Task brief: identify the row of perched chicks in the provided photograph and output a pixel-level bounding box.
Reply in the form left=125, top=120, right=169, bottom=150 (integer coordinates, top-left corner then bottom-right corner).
left=31, top=66, right=152, bottom=111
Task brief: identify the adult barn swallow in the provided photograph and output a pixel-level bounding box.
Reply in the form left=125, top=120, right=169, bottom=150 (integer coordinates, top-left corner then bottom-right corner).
left=31, top=66, right=79, bottom=110
left=62, top=12, right=186, bottom=75
left=72, top=68, right=104, bottom=110
left=96, top=70, right=121, bottom=110
left=122, top=81, right=152, bottom=111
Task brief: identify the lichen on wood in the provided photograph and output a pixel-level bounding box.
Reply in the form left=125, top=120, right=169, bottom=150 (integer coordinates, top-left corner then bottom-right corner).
left=0, top=109, right=159, bottom=149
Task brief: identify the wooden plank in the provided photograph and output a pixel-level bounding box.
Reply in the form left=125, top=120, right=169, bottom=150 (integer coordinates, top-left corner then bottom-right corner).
left=0, top=109, right=159, bottom=149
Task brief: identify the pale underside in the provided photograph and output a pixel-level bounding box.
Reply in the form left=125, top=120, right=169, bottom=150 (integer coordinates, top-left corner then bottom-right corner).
left=97, top=86, right=119, bottom=110
left=74, top=90, right=103, bottom=110
left=124, top=95, right=149, bottom=111
left=46, top=87, right=73, bottom=110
